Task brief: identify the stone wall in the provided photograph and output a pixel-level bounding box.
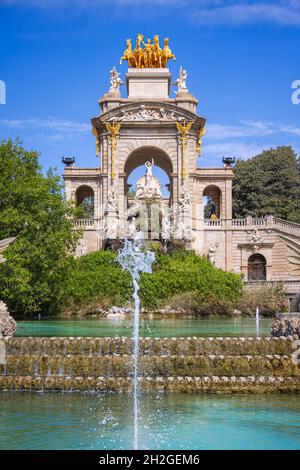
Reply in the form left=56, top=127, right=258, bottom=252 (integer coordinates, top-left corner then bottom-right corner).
left=0, top=337, right=299, bottom=393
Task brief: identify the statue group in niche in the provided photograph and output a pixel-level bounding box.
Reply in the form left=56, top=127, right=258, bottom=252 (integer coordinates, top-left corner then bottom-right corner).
left=135, top=158, right=163, bottom=201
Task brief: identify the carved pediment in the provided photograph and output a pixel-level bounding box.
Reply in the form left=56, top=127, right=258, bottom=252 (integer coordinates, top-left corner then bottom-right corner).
left=107, top=105, right=184, bottom=122
left=93, top=102, right=204, bottom=129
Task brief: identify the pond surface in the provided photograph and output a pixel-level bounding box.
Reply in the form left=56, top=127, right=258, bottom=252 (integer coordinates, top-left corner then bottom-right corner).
left=0, top=392, right=299, bottom=450
left=16, top=317, right=272, bottom=338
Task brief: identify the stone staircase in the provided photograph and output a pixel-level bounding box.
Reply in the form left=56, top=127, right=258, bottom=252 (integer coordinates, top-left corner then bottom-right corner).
left=1, top=336, right=300, bottom=393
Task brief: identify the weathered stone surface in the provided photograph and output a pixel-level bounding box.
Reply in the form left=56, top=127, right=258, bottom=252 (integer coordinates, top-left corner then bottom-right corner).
left=0, top=302, right=16, bottom=338
left=4, top=336, right=295, bottom=356
left=1, top=336, right=300, bottom=392
left=0, top=375, right=300, bottom=393
left=271, top=316, right=300, bottom=338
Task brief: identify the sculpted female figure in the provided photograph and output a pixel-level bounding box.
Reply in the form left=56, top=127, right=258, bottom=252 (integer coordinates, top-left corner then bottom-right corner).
left=142, top=38, right=152, bottom=68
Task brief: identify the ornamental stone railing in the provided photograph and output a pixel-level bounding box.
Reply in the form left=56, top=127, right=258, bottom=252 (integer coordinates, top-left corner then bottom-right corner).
left=202, top=216, right=300, bottom=233
left=244, top=280, right=300, bottom=295
left=73, top=218, right=97, bottom=228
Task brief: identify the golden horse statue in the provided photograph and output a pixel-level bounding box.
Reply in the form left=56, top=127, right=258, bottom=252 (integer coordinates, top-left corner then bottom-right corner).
left=120, top=39, right=136, bottom=67
left=161, top=38, right=176, bottom=68
left=120, top=34, right=175, bottom=68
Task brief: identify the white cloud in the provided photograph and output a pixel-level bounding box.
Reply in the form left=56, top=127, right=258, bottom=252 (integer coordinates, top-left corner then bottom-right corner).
left=206, top=119, right=300, bottom=140
left=191, top=2, right=300, bottom=27
left=0, top=117, right=91, bottom=133
left=1, top=1, right=300, bottom=27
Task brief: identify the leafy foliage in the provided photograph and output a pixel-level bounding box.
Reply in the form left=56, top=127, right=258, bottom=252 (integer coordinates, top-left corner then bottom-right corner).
left=61, top=250, right=243, bottom=314
left=237, top=284, right=288, bottom=317
left=233, top=146, right=300, bottom=223
left=0, top=139, right=80, bottom=316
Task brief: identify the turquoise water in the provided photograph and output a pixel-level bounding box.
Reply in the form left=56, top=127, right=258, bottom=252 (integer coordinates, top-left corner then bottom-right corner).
left=0, top=392, right=299, bottom=450
left=16, top=317, right=271, bottom=338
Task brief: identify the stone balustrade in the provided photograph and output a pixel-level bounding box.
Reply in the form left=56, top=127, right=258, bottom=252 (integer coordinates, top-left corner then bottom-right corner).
left=244, top=280, right=300, bottom=295
left=73, top=216, right=300, bottom=234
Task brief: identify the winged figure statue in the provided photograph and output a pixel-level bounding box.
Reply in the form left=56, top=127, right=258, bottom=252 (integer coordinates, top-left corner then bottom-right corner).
left=176, top=120, right=193, bottom=138
left=105, top=121, right=121, bottom=137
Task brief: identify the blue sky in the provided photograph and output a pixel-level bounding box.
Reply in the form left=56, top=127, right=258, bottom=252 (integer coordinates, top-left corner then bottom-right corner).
left=0, top=0, right=299, bottom=184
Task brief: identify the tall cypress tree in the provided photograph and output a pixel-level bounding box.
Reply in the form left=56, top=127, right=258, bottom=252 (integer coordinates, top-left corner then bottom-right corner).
left=233, top=146, right=300, bottom=223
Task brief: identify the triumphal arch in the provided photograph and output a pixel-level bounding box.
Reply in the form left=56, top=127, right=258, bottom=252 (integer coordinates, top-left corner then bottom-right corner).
left=63, top=34, right=300, bottom=305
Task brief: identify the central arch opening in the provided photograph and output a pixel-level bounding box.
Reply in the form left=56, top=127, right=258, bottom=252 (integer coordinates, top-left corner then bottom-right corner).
left=124, top=146, right=173, bottom=240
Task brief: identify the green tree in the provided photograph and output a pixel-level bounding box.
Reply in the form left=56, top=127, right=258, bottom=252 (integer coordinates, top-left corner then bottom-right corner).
left=233, top=146, right=300, bottom=223
left=0, top=139, right=80, bottom=316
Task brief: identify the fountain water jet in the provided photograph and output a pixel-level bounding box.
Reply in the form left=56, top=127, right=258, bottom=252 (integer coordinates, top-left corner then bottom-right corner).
left=117, top=232, right=155, bottom=450
left=256, top=306, right=260, bottom=337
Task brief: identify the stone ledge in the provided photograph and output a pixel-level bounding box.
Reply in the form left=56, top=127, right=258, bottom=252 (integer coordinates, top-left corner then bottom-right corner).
left=1, top=354, right=299, bottom=378
left=4, top=336, right=294, bottom=356
left=1, top=375, right=300, bottom=393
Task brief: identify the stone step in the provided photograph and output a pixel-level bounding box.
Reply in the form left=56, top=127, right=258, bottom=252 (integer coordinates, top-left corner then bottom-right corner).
left=3, top=336, right=294, bottom=356
left=1, top=354, right=299, bottom=378
left=1, top=375, right=300, bottom=393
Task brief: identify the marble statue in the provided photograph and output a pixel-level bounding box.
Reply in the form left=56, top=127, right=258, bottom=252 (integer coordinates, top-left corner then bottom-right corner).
left=173, top=66, right=188, bottom=94
left=106, top=187, right=118, bottom=212
left=135, top=159, right=163, bottom=201
left=179, top=186, right=190, bottom=211
left=248, top=228, right=263, bottom=253
left=145, top=158, right=154, bottom=183
left=208, top=242, right=218, bottom=265
left=161, top=208, right=173, bottom=242
left=0, top=238, right=16, bottom=338
left=109, top=66, right=124, bottom=93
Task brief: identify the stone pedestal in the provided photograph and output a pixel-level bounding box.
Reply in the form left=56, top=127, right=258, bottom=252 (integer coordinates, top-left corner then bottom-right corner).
left=99, top=90, right=122, bottom=112
left=126, top=68, right=171, bottom=99
left=175, top=91, right=198, bottom=113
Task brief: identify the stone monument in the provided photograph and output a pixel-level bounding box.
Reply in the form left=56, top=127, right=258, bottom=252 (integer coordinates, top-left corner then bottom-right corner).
left=62, top=33, right=300, bottom=306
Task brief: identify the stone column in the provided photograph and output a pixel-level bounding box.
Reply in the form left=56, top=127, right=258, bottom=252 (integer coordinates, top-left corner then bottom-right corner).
left=224, top=177, right=233, bottom=271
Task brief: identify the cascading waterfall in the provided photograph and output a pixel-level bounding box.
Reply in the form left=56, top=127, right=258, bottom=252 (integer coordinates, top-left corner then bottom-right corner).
left=117, top=233, right=155, bottom=450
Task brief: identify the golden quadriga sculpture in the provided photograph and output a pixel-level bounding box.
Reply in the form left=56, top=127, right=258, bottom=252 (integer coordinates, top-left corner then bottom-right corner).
left=120, top=34, right=176, bottom=68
